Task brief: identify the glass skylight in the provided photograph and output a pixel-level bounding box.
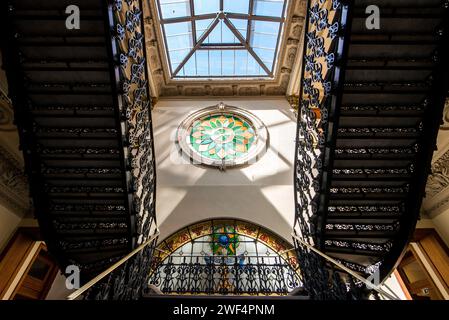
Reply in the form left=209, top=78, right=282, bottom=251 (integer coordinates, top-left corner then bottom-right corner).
left=155, top=0, right=287, bottom=78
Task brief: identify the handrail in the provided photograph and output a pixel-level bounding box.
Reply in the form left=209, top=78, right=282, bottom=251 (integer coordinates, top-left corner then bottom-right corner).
left=67, top=230, right=160, bottom=300
left=291, top=233, right=399, bottom=300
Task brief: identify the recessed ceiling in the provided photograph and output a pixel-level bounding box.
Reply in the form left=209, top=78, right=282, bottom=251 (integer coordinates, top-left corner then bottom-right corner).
left=154, top=0, right=287, bottom=79
left=142, top=0, right=307, bottom=98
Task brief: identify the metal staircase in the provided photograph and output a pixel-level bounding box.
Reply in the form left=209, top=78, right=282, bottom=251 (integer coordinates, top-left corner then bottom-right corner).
left=1, top=0, right=448, bottom=300
left=1, top=0, right=157, bottom=292
left=323, top=0, right=449, bottom=280
left=294, top=0, right=449, bottom=299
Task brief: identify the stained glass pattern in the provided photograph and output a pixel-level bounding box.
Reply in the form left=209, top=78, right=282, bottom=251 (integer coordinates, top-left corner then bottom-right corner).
left=177, top=103, right=268, bottom=168
left=190, top=114, right=256, bottom=161
left=149, top=219, right=301, bottom=295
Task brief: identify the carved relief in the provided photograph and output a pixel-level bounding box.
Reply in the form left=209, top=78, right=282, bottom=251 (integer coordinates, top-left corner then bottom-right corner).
left=0, top=145, right=30, bottom=215
left=265, top=86, right=285, bottom=96
left=426, top=149, right=449, bottom=198
left=150, top=53, right=161, bottom=70
left=286, top=47, right=298, bottom=69
left=161, top=87, right=179, bottom=96
left=0, top=91, right=15, bottom=132
left=441, top=99, right=449, bottom=130
left=238, top=87, right=260, bottom=96
left=184, top=87, right=206, bottom=96
left=211, top=87, right=233, bottom=96
left=292, top=25, right=302, bottom=39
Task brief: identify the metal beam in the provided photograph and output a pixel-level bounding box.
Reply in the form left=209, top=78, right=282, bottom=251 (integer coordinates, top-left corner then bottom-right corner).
left=160, top=13, right=283, bottom=24
left=189, top=0, right=197, bottom=44
left=222, top=16, right=272, bottom=76
left=160, top=13, right=217, bottom=24
left=246, top=0, right=255, bottom=42
left=227, top=12, right=284, bottom=22
left=197, top=45, right=246, bottom=50
left=172, top=15, right=221, bottom=76
left=201, top=43, right=245, bottom=47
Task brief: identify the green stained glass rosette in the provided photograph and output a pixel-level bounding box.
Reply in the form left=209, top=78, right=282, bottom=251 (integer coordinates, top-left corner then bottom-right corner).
left=190, top=114, right=256, bottom=161
left=176, top=103, right=268, bottom=168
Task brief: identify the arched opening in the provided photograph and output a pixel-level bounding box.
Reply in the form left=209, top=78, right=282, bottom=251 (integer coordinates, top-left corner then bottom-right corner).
left=149, top=219, right=301, bottom=295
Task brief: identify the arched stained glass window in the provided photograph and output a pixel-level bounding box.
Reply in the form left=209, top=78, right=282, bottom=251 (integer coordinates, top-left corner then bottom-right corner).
left=149, top=219, right=302, bottom=295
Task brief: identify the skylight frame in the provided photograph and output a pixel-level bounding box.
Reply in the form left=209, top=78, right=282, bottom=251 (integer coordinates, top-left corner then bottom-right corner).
left=155, top=0, right=288, bottom=79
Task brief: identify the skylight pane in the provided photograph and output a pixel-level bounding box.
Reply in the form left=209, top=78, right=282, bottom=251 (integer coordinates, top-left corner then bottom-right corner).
left=253, top=48, right=274, bottom=70
left=158, top=0, right=191, bottom=19
left=235, top=50, right=248, bottom=75
left=193, top=0, right=220, bottom=15
left=157, top=0, right=285, bottom=78
left=221, top=21, right=238, bottom=43
left=169, top=49, right=190, bottom=65
left=203, top=21, right=239, bottom=44
left=222, top=50, right=235, bottom=75
left=195, top=19, right=214, bottom=39
left=204, top=22, right=221, bottom=43
left=164, top=22, right=193, bottom=51
left=163, top=22, right=193, bottom=74
left=209, top=51, right=222, bottom=75
left=253, top=0, right=285, bottom=17
left=250, top=19, right=278, bottom=72
left=183, top=52, right=197, bottom=75
left=229, top=19, right=248, bottom=40
left=195, top=51, right=209, bottom=76
left=224, top=0, right=250, bottom=14
left=246, top=53, right=261, bottom=75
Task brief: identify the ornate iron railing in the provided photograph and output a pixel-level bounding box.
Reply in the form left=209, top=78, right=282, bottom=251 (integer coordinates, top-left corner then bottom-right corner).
left=148, top=255, right=301, bottom=296
left=80, top=0, right=158, bottom=299
left=292, top=0, right=370, bottom=299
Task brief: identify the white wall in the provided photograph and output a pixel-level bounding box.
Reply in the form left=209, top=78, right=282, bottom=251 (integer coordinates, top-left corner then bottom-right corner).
left=0, top=203, right=22, bottom=251
left=431, top=208, right=449, bottom=247
left=46, top=273, right=72, bottom=300
left=152, top=98, right=297, bottom=242
left=380, top=273, right=409, bottom=300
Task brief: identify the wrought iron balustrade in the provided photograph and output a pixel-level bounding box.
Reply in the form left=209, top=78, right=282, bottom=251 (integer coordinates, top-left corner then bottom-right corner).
left=292, top=0, right=370, bottom=299
left=148, top=255, right=302, bottom=296
left=79, top=0, right=159, bottom=299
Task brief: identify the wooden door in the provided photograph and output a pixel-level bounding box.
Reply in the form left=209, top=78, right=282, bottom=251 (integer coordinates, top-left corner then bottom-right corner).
left=0, top=228, right=58, bottom=300
left=395, top=229, right=449, bottom=300
left=12, top=246, right=58, bottom=300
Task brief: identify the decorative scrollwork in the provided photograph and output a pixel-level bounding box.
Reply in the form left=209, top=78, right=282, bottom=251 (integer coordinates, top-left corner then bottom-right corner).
left=149, top=256, right=301, bottom=296
left=82, top=0, right=158, bottom=300
left=293, top=0, right=371, bottom=300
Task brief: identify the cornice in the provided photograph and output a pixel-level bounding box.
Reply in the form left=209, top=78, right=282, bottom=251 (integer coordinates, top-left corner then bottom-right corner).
left=142, top=0, right=307, bottom=98
left=0, top=88, right=15, bottom=132
left=422, top=99, right=449, bottom=216
left=0, top=145, right=31, bottom=216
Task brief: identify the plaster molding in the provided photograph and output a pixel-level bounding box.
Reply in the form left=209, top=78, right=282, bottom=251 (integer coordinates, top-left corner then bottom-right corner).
left=425, top=149, right=449, bottom=198
left=142, top=0, right=307, bottom=98
left=0, top=145, right=31, bottom=216
left=440, top=99, right=449, bottom=131
left=0, top=88, right=15, bottom=132
left=422, top=99, right=449, bottom=215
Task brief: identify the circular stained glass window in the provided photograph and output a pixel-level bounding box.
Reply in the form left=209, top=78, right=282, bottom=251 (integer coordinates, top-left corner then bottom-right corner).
left=176, top=103, right=268, bottom=168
